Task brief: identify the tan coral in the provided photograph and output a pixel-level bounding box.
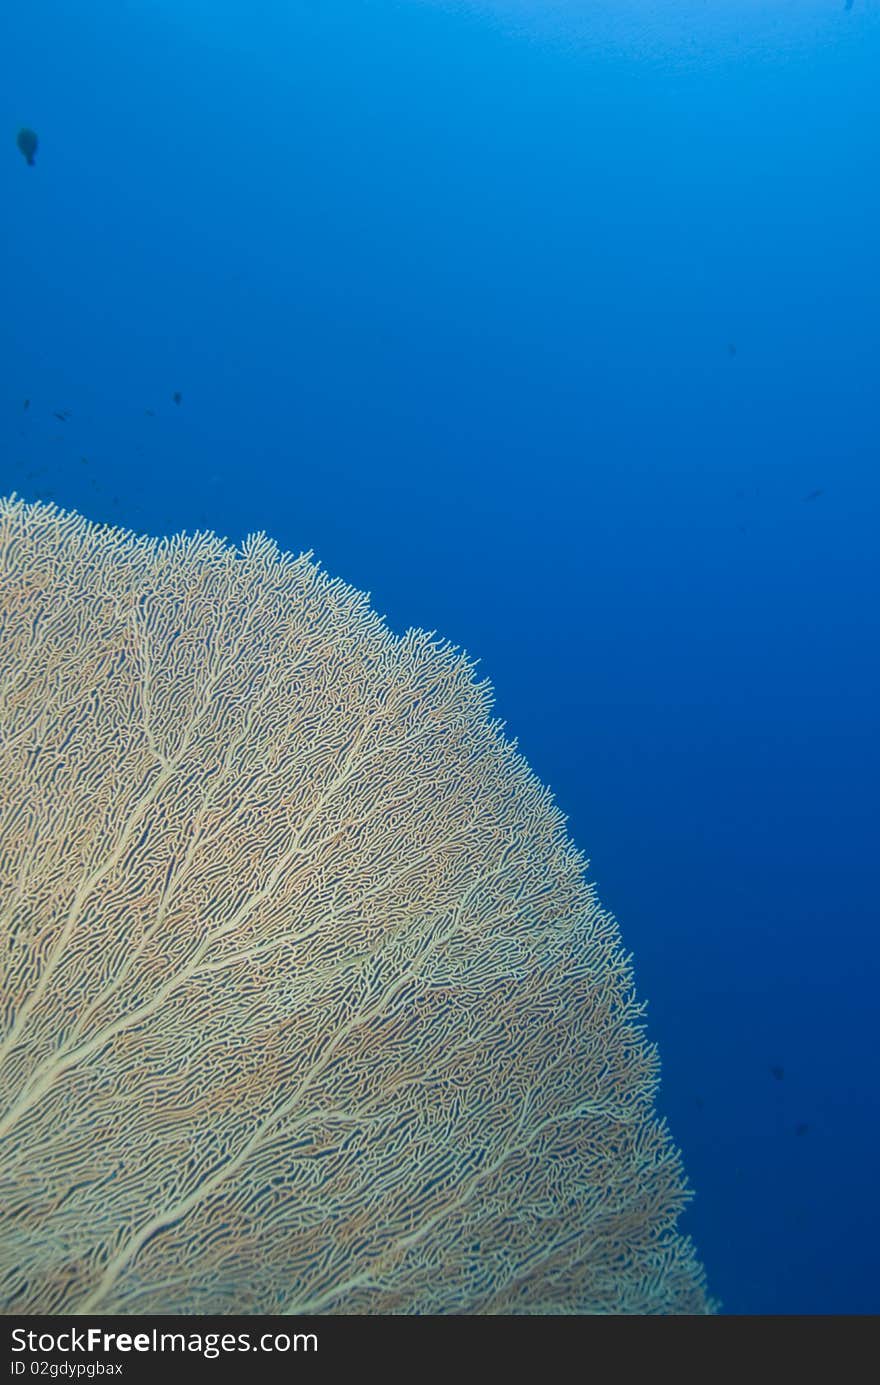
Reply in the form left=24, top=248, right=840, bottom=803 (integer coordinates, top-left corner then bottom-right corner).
left=0, top=495, right=712, bottom=1314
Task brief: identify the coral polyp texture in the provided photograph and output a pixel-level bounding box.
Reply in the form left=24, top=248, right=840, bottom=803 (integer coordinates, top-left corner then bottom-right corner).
left=0, top=496, right=711, bottom=1314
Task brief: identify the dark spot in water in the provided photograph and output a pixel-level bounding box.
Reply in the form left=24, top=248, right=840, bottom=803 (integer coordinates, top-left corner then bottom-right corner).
left=795, top=1123, right=810, bottom=1136
left=17, top=128, right=38, bottom=167
left=770, top=1065, right=785, bottom=1081
left=23, top=399, right=30, bottom=411
left=172, top=391, right=182, bottom=406
left=803, top=489, right=824, bottom=503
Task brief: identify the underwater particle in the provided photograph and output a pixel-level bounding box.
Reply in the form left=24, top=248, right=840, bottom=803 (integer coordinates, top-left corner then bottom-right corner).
left=144, top=408, right=155, bottom=417
left=803, top=489, right=824, bottom=503
left=16, top=128, right=38, bottom=166
left=770, top=1065, right=785, bottom=1081
left=23, top=399, right=30, bottom=411
left=795, top=1123, right=810, bottom=1136
left=172, top=391, right=182, bottom=406
left=53, top=412, right=70, bottom=423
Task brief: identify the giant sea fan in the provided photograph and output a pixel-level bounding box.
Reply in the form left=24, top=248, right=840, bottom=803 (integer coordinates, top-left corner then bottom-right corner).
left=0, top=495, right=711, bottom=1314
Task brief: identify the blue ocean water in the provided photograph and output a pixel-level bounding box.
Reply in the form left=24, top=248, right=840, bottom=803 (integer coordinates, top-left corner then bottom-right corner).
left=2, top=0, right=877, bottom=1315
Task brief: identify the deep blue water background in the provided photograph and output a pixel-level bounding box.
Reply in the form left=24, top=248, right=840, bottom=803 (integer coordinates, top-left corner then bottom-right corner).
left=2, top=0, right=878, bottom=1314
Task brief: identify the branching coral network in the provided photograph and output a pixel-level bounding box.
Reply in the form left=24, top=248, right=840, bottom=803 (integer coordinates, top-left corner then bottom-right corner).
left=0, top=495, right=712, bottom=1314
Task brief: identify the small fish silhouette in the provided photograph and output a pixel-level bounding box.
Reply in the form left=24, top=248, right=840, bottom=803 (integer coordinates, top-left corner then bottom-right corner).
left=16, top=128, right=38, bottom=167
left=172, top=391, right=182, bottom=406
left=803, top=489, right=824, bottom=503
